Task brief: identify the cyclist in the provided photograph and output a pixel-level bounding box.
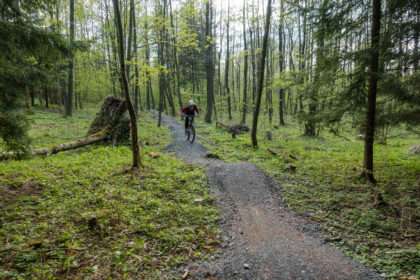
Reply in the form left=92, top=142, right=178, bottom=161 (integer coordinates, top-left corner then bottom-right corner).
left=180, top=100, right=200, bottom=135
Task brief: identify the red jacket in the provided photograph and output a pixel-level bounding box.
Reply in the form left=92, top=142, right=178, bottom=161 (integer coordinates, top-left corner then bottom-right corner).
left=180, top=104, right=200, bottom=115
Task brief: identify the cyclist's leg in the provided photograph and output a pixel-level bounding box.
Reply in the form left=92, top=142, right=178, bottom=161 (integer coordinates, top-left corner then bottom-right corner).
left=184, top=117, right=189, bottom=135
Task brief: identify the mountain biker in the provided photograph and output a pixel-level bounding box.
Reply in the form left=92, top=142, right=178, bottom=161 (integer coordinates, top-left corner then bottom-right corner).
left=180, top=100, right=200, bottom=135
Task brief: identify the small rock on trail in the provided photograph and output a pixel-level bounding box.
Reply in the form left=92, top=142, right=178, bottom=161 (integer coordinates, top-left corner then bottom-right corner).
left=158, top=113, right=381, bottom=280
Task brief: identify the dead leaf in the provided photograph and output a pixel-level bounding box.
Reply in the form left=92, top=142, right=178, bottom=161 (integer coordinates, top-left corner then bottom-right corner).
left=149, top=152, right=159, bottom=158
left=182, top=269, right=189, bottom=279
left=203, top=245, right=213, bottom=249
left=133, top=254, right=142, bottom=261
left=151, top=257, right=159, bottom=267
left=194, top=198, right=204, bottom=202
left=366, top=264, right=377, bottom=268
left=403, top=232, right=416, bottom=238
left=373, top=248, right=380, bottom=255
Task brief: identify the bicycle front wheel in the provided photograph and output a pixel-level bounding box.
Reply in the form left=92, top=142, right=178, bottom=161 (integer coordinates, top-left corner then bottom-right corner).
left=189, top=125, right=195, bottom=143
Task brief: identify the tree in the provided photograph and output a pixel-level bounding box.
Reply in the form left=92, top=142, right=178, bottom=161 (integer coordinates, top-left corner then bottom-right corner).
left=251, top=0, right=272, bottom=147
left=0, top=0, right=68, bottom=153
left=204, top=0, right=215, bottom=123
left=66, top=0, right=75, bottom=117
left=278, top=0, right=286, bottom=125
left=363, top=0, right=381, bottom=183
left=240, top=0, right=249, bottom=124
left=112, top=0, right=142, bottom=169
left=225, top=0, right=232, bottom=120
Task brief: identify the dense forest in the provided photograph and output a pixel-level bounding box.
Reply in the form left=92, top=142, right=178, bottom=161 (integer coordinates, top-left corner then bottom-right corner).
left=0, top=0, right=419, bottom=278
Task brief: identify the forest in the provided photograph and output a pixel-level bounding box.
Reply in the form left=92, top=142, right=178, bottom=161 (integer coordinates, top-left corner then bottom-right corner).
left=0, top=0, right=419, bottom=278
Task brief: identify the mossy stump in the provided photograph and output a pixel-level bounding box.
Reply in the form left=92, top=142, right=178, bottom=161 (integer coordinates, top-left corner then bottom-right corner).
left=87, top=95, right=130, bottom=145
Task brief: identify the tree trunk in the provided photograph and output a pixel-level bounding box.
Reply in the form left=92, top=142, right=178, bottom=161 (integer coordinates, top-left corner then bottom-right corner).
left=225, top=1, right=232, bottom=120
left=132, top=0, right=140, bottom=113
left=279, top=0, right=285, bottom=125
left=113, top=0, right=142, bottom=168
left=241, top=0, right=248, bottom=125
left=251, top=0, right=272, bottom=147
left=363, top=0, right=381, bottom=183
left=169, top=0, right=182, bottom=110
left=0, top=133, right=107, bottom=160
left=144, top=11, right=153, bottom=110
left=204, top=0, right=214, bottom=123
left=125, top=0, right=134, bottom=79
left=66, top=0, right=74, bottom=117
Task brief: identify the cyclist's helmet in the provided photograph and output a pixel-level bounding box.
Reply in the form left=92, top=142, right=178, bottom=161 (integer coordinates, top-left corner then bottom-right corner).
left=188, top=100, right=195, bottom=106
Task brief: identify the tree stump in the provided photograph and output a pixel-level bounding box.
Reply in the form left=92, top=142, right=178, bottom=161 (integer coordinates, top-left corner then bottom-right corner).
left=87, top=95, right=130, bottom=145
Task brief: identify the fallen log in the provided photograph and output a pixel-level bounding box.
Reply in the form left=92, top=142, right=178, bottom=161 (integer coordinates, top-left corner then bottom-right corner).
left=1, top=96, right=129, bottom=160
left=0, top=126, right=109, bottom=160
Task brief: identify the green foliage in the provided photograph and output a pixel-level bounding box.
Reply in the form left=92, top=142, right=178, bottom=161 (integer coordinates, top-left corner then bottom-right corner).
left=0, top=108, right=220, bottom=279
left=198, top=116, right=420, bottom=279
left=0, top=0, right=69, bottom=153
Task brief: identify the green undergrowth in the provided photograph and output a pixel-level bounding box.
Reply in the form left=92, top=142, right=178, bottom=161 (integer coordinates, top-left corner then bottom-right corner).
left=0, top=107, right=220, bottom=279
left=195, top=116, right=419, bottom=279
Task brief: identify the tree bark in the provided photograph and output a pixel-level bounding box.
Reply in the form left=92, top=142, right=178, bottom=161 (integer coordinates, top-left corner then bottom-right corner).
left=0, top=132, right=108, bottom=160
left=363, top=0, right=381, bottom=183
left=113, top=0, right=142, bottom=168
left=241, top=0, right=248, bottom=125
left=169, top=0, right=182, bottom=110
left=279, top=0, right=285, bottom=125
left=204, top=0, right=214, bottom=123
left=132, top=0, right=140, bottom=113
left=251, top=0, right=272, bottom=147
left=66, top=0, right=74, bottom=117
left=225, top=1, right=232, bottom=120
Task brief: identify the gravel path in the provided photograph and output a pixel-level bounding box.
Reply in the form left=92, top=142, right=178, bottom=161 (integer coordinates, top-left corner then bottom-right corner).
left=160, top=113, right=381, bottom=280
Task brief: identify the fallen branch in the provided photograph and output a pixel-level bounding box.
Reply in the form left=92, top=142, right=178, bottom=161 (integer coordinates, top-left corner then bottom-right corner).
left=267, top=149, right=277, bottom=156
left=216, top=121, right=240, bottom=134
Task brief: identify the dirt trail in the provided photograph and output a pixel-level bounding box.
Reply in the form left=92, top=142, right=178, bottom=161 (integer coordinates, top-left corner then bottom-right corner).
left=161, top=113, right=381, bottom=280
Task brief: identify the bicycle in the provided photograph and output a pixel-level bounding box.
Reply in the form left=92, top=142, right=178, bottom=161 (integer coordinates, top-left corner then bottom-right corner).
left=183, top=115, right=198, bottom=143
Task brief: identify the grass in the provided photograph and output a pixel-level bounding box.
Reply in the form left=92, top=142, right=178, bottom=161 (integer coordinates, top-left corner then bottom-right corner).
left=194, top=113, right=420, bottom=280
left=0, top=106, right=220, bottom=279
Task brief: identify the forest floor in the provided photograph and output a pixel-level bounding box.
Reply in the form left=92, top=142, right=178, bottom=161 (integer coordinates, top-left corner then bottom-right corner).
left=160, top=113, right=382, bottom=280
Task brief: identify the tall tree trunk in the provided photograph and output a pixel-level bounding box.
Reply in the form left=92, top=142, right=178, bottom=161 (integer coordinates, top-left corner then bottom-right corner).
left=363, top=0, right=381, bottom=183
left=169, top=0, right=182, bottom=110
left=279, top=0, right=285, bottom=125
left=268, top=43, right=273, bottom=124
left=251, top=0, right=272, bottom=147
left=225, top=1, right=232, bottom=120
left=125, top=0, right=134, bottom=79
left=66, top=0, right=74, bottom=117
left=113, top=0, right=142, bottom=168
left=249, top=2, right=256, bottom=110
left=204, top=0, right=214, bottom=123
left=241, top=0, right=248, bottom=124
left=104, top=0, right=117, bottom=96
left=132, top=0, right=140, bottom=113
left=144, top=10, right=153, bottom=110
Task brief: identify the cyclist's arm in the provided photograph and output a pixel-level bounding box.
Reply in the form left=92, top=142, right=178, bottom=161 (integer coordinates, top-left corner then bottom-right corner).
left=195, top=105, right=200, bottom=115
left=180, top=105, right=188, bottom=115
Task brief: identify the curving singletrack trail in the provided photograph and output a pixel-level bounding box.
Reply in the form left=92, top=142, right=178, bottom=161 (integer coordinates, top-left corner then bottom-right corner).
left=161, top=113, right=381, bottom=280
